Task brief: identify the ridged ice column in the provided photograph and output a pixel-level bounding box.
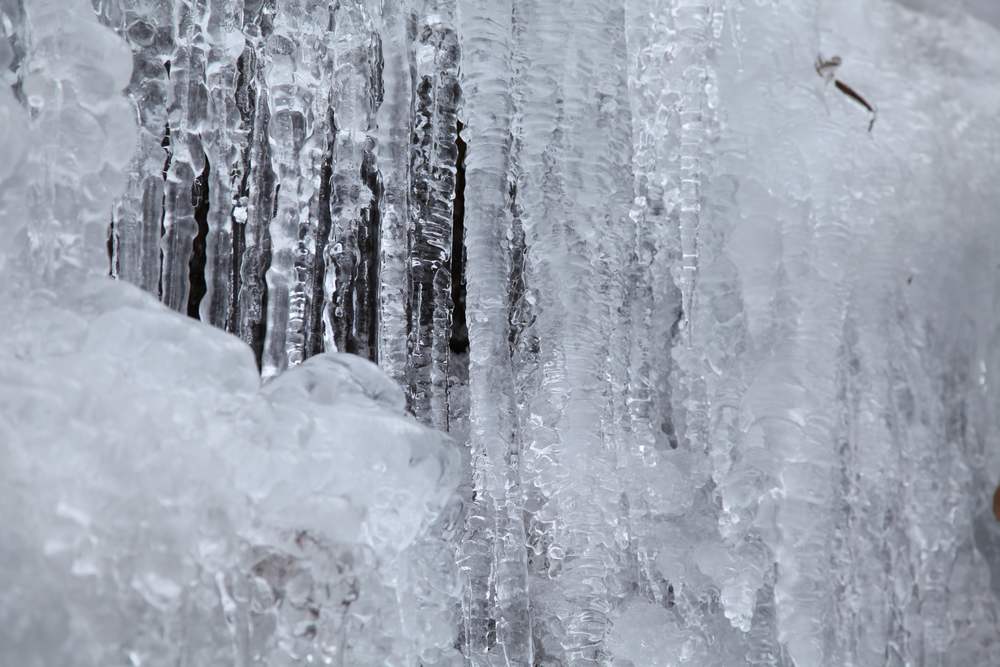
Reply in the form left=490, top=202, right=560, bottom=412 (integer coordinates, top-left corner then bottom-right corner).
left=99, top=0, right=172, bottom=294
left=512, top=0, right=635, bottom=661
left=373, top=0, right=413, bottom=389
left=456, top=0, right=532, bottom=663
left=158, top=0, right=208, bottom=313
left=260, top=0, right=327, bottom=376
left=200, top=0, right=246, bottom=331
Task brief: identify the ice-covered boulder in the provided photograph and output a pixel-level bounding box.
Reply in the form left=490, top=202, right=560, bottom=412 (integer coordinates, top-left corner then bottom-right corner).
left=0, top=278, right=462, bottom=666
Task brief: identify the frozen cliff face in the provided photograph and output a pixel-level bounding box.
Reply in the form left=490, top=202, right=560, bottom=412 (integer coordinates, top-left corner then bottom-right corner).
left=3, top=0, right=1000, bottom=665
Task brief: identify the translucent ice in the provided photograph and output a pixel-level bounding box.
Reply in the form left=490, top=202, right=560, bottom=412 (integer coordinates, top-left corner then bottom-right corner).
left=4, top=0, right=1000, bottom=664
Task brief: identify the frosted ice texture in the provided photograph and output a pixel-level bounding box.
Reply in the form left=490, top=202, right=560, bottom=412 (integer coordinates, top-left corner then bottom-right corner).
left=0, top=278, right=462, bottom=665
left=3, top=0, right=1000, bottom=665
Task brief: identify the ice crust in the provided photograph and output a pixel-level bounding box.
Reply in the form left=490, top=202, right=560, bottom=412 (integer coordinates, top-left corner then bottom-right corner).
left=3, top=0, right=1000, bottom=665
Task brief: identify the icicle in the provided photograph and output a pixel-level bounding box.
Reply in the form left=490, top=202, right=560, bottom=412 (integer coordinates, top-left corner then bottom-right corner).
left=236, top=1, right=275, bottom=368
left=510, top=0, right=635, bottom=661
left=159, top=0, right=207, bottom=312
left=406, top=0, right=460, bottom=430
left=456, top=0, right=532, bottom=662
left=672, top=0, right=717, bottom=345
left=323, top=1, right=381, bottom=361
left=259, top=0, right=331, bottom=377
left=201, top=0, right=246, bottom=330
left=374, top=0, right=413, bottom=392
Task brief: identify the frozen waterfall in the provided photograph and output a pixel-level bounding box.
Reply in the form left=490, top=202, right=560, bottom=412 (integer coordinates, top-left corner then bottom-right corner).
left=2, top=0, right=1000, bottom=665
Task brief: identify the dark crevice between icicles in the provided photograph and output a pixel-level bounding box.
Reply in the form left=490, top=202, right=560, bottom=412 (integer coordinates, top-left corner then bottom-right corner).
left=507, top=181, right=525, bottom=357
left=305, top=15, right=337, bottom=363
left=160, top=123, right=172, bottom=182
left=227, top=50, right=252, bottom=336
left=357, top=144, right=382, bottom=361
left=187, top=157, right=210, bottom=320
left=232, top=46, right=270, bottom=371
left=306, top=154, right=332, bottom=356
left=230, top=197, right=246, bottom=335
left=252, top=176, right=275, bottom=374
left=254, top=255, right=270, bottom=373
left=158, top=116, right=172, bottom=303
left=449, top=119, right=468, bottom=356
left=106, top=217, right=117, bottom=278
left=661, top=295, right=684, bottom=450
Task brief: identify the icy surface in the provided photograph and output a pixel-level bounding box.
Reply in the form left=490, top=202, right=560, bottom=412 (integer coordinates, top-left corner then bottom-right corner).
left=0, top=9, right=461, bottom=663
left=3, top=0, right=1000, bottom=665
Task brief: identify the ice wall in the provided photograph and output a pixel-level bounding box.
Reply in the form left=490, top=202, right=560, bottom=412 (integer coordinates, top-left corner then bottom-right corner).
left=3, top=0, right=1000, bottom=665
left=0, top=2, right=462, bottom=665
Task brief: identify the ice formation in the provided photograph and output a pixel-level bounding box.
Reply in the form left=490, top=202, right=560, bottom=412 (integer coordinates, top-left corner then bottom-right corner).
left=2, top=0, right=1000, bottom=665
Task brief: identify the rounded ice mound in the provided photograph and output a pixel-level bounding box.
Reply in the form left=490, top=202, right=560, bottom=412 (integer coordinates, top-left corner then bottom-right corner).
left=0, top=278, right=462, bottom=666
left=275, top=352, right=410, bottom=412
left=241, top=351, right=461, bottom=553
